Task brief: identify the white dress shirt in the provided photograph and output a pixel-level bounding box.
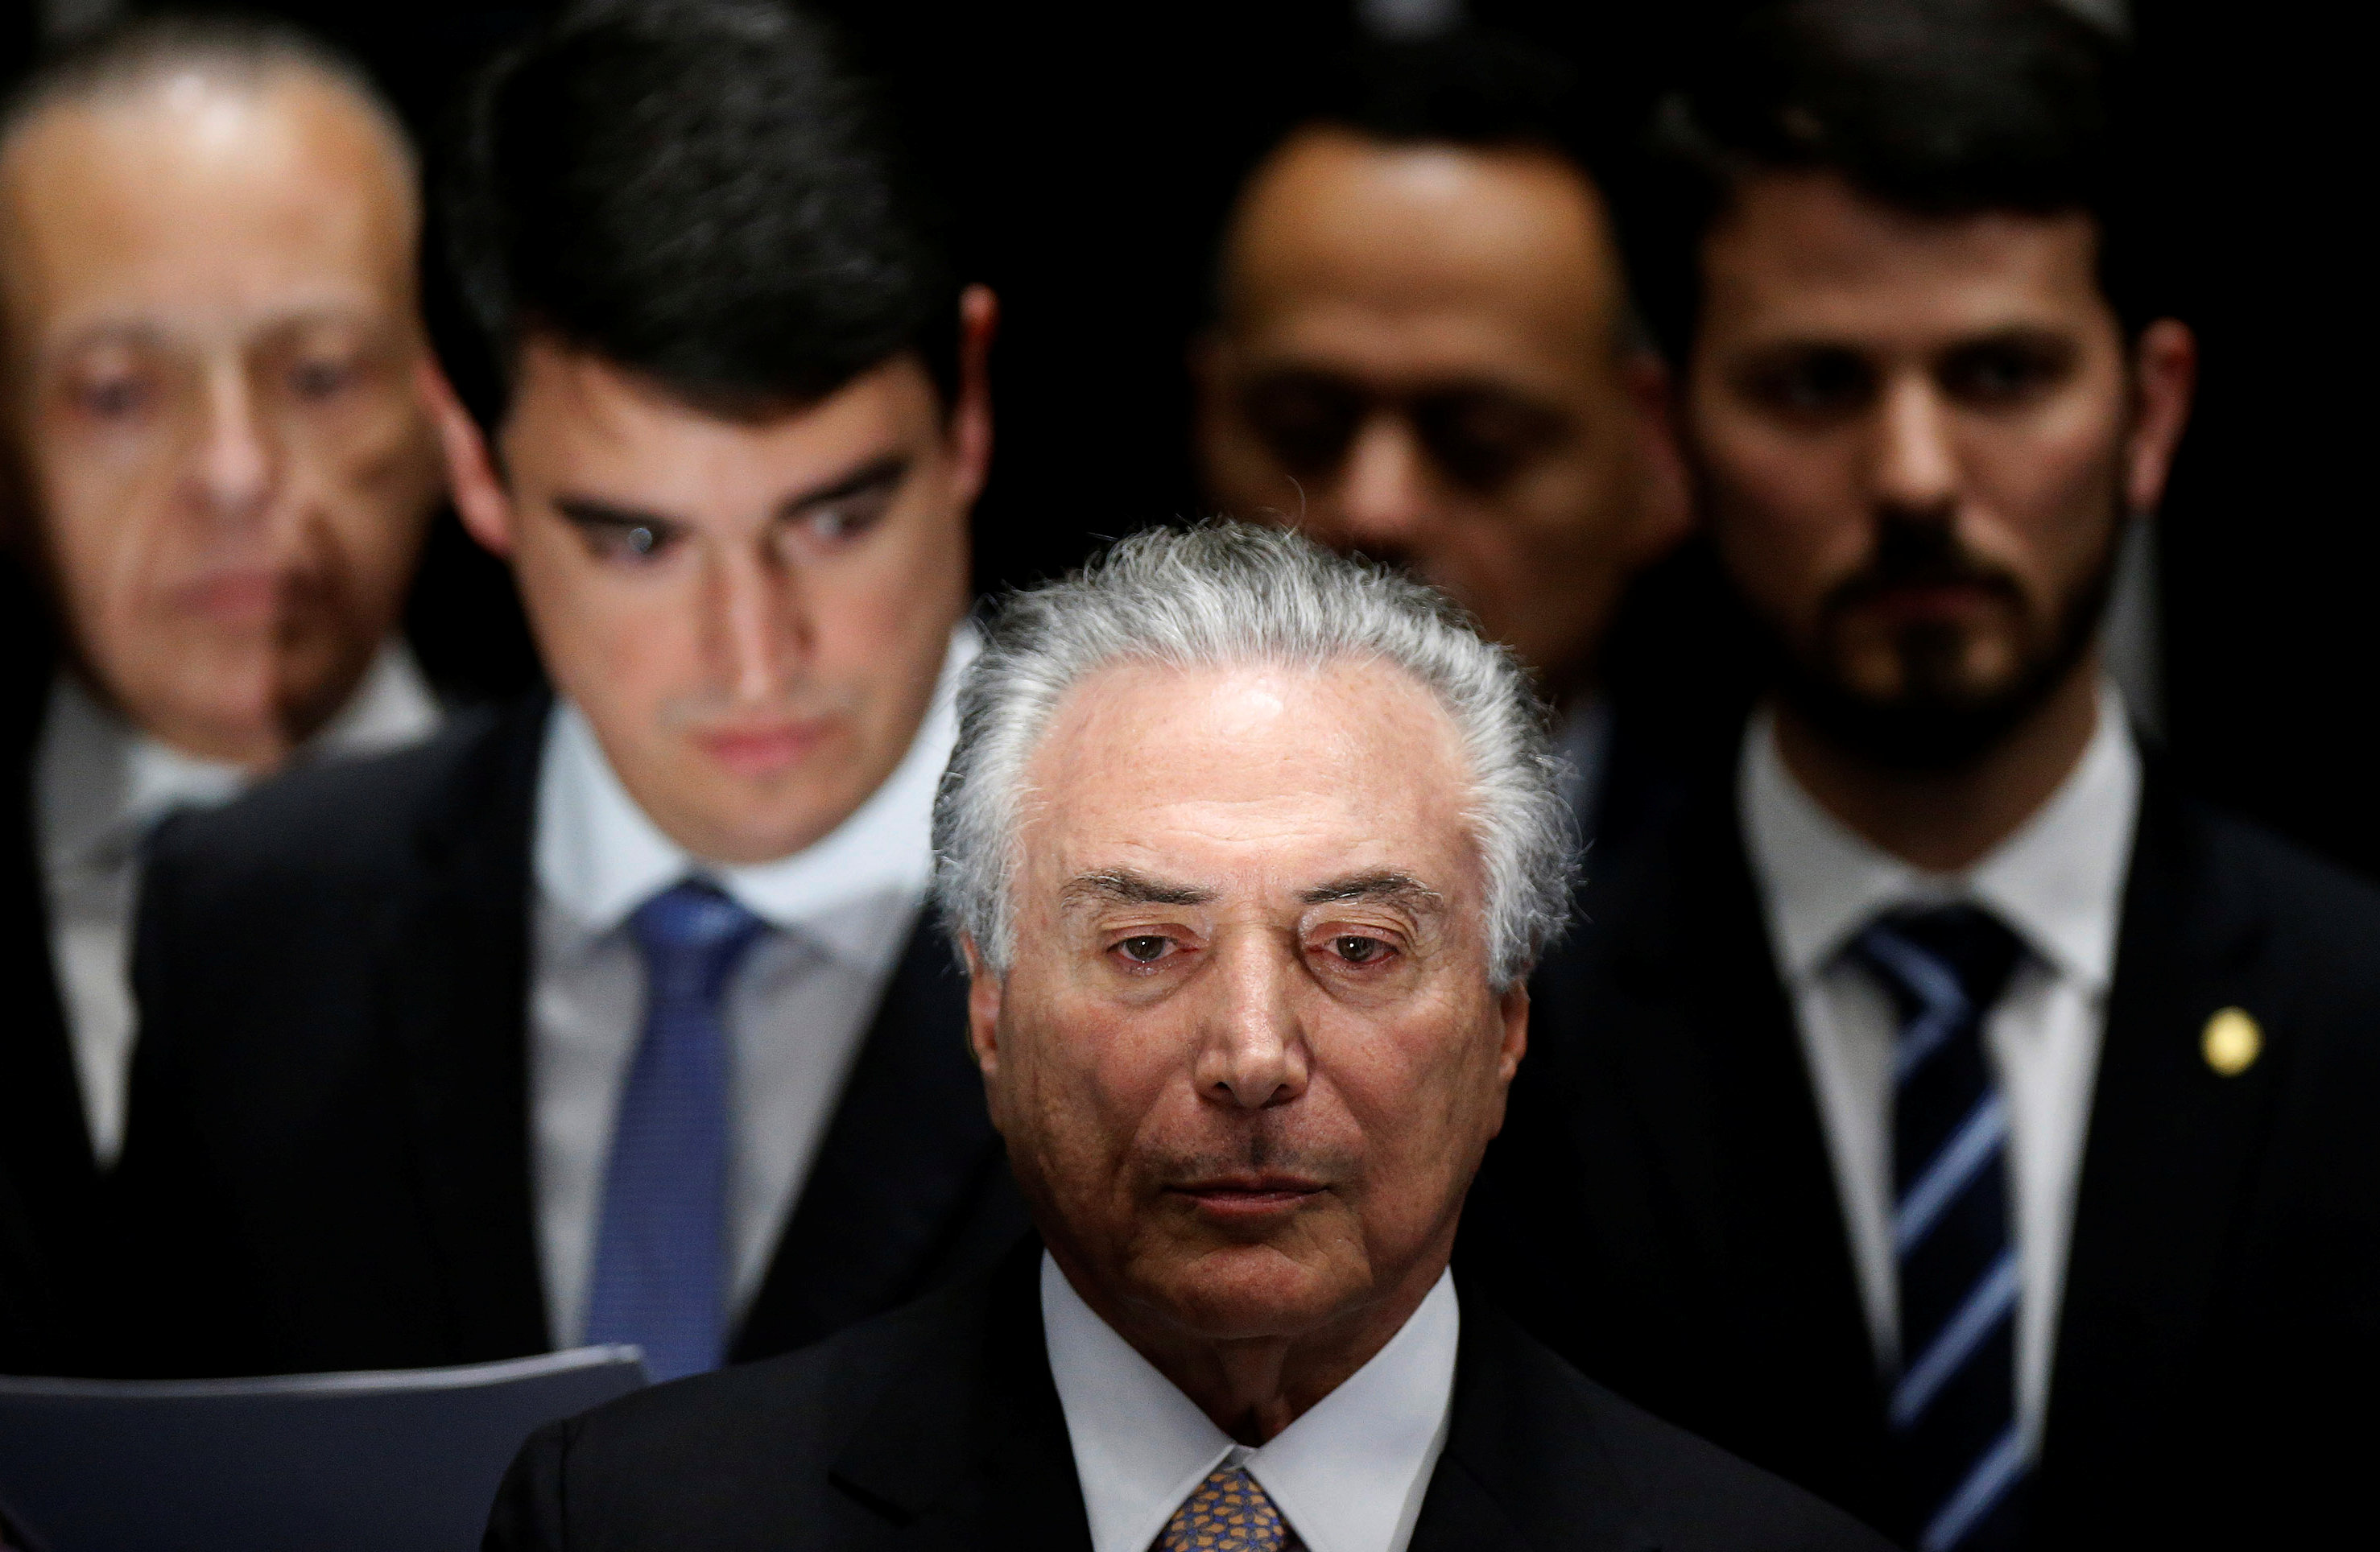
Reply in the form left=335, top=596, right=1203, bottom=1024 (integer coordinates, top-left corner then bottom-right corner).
left=530, top=626, right=975, bottom=1346
left=1738, top=680, right=2139, bottom=1455
left=34, top=642, right=440, bottom=1166
left=1043, top=1253, right=1457, bottom=1552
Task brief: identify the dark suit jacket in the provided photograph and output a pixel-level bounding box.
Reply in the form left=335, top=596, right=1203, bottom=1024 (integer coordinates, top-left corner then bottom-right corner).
left=1461, top=757, right=2380, bottom=1547
left=485, top=1242, right=1893, bottom=1551
left=0, top=1490, right=51, bottom=1552
left=0, top=590, right=88, bottom=1377
left=109, top=696, right=1026, bottom=1377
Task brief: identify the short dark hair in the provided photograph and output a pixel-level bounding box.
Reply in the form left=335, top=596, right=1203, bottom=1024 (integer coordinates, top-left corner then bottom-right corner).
left=1630, top=0, right=2150, bottom=361
left=1309, top=29, right=1589, bottom=165
left=442, top=0, right=956, bottom=424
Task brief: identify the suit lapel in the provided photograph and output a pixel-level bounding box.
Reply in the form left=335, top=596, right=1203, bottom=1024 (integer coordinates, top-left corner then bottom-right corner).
left=0, top=751, right=92, bottom=1261
left=0, top=642, right=97, bottom=1370
left=732, top=914, right=1013, bottom=1360
left=1597, top=784, right=1890, bottom=1518
left=2039, top=767, right=2281, bottom=1505
left=376, top=697, right=551, bottom=1361
left=1411, top=1303, right=1655, bottom=1552
left=828, top=1244, right=1091, bottom=1548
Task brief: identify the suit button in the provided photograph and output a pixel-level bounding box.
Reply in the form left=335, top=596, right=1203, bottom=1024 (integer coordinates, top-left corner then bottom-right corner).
left=2201, top=1006, right=2262, bottom=1076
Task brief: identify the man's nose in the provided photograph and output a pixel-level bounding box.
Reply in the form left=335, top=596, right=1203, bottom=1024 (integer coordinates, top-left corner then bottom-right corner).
left=1332, top=413, right=1435, bottom=549
left=1193, top=938, right=1311, bottom=1112
left=1870, top=375, right=1961, bottom=522
left=705, top=544, right=808, bottom=704
left=189, top=364, right=279, bottom=526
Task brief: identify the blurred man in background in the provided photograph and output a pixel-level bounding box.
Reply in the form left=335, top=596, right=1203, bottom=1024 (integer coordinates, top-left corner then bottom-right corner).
left=0, top=15, right=444, bottom=1363
left=111, top=0, right=1021, bottom=1383
left=1464, top=2, right=2378, bottom=1546
left=1197, top=33, right=1688, bottom=846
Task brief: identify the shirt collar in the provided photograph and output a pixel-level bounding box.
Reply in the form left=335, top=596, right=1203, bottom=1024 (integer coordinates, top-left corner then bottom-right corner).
left=533, top=625, right=975, bottom=971
left=37, top=639, right=439, bottom=872
left=1042, top=1252, right=1458, bottom=1552
left=1740, top=679, right=2140, bottom=991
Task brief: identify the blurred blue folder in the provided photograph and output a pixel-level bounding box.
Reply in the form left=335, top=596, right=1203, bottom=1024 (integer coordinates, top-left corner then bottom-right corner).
left=0, top=1345, right=647, bottom=1552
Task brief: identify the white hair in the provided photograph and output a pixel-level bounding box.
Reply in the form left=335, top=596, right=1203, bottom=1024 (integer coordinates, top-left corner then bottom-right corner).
left=932, top=522, right=1578, bottom=991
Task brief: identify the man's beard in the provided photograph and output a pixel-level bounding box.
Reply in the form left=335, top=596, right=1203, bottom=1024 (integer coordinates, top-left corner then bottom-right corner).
left=1758, top=506, right=2124, bottom=774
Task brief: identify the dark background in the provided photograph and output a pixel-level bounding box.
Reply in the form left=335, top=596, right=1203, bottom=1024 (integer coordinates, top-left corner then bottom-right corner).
left=8, top=1, right=2373, bottom=878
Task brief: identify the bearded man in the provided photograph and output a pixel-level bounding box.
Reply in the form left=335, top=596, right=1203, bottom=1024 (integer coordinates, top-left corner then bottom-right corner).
left=1458, top=3, right=2380, bottom=1550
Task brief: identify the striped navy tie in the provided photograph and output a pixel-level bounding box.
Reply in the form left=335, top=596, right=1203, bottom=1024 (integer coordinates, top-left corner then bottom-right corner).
left=1848, top=905, right=2027, bottom=1552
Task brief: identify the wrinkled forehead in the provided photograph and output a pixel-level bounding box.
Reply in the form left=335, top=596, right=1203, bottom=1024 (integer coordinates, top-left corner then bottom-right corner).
left=1017, top=657, right=1485, bottom=914
left=0, top=68, right=419, bottom=352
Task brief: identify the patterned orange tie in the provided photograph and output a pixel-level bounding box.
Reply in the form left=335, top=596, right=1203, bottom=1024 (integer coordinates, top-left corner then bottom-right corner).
left=1155, top=1466, right=1300, bottom=1551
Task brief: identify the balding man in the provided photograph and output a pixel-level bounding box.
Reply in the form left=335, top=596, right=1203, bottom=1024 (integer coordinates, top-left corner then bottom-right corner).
left=481, top=524, right=1889, bottom=1552
left=0, top=14, right=444, bottom=1355
left=1196, top=35, right=1689, bottom=848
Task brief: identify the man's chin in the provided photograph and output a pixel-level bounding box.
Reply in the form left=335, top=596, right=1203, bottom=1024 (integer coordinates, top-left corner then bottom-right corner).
left=1131, top=1241, right=1355, bottom=1342
left=1780, top=672, right=2054, bottom=773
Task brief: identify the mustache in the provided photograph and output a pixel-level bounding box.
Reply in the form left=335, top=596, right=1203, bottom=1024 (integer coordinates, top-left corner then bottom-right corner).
left=1150, top=1131, right=1361, bottom=1191
left=1820, top=517, right=2026, bottom=618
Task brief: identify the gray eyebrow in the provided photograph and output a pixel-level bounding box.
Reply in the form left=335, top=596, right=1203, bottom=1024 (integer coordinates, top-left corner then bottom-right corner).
left=1060, top=869, right=1218, bottom=910
left=1299, top=871, right=1444, bottom=913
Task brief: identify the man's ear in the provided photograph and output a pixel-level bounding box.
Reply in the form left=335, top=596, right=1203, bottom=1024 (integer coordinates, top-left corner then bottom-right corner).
left=1622, top=349, right=1696, bottom=562
left=947, top=285, right=998, bottom=510
left=2125, top=318, right=2198, bottom=518
left=415, top=357, right=516, bottom=559
left=1496, top=980, right=1531, bottom=1087
left=960, top=932, right=1005, bottom=1079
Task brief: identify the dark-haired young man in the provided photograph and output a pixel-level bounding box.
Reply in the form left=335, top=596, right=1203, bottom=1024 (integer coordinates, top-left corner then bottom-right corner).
left=109, top=0, right=1023, bottom=1382
left=1461, top=2, right=2378, bottom=1548
left=1197, top=32, right=1688, bottom=847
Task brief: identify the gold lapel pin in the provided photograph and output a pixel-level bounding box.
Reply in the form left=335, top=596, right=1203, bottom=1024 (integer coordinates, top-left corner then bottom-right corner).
left=2201, top=1007, right=2262, bottom=1077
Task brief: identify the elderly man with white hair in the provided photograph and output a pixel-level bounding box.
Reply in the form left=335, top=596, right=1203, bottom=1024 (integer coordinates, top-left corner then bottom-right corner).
left=484, top=523, right=1890, bottom=1551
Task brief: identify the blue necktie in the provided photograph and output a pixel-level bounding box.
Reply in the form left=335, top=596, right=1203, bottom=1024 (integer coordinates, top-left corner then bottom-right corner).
left=1847, top=905, right=2027, bottom=1552
left=584, top=878, right=766, bottom=1382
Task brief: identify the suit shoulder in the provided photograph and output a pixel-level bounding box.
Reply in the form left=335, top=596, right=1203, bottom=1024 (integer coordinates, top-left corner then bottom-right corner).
left=1568, top=1374, right=1894, bottom=1550
left=2184, top=796, right=2380, bottom=947
left=1452, top=1303, right=1894, bottom=1550
left=514, top=1282, right=974, bottom=1506
left=145, top=701, right=535, bottom=898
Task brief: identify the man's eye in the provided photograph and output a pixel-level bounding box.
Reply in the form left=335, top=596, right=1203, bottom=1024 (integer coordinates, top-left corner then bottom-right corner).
left=1411, top=392, right=1565, bottom=493
left=801, top=491, right=893, bottom=542
left=587, top=523, right=669, bottom=561
left=1940, top=341, right=2070, bottom=406
left=1744, top=349, right=1874, bottom=419
left=1242, top=374, right=1366, bottom=480
left=1116, top=935, right=1172, bottom=964
left=74, top=377, right=151, bottom=421
left=290, top=357, right=357, bottom=402
left=1329, top=935, right=1391, bottom=965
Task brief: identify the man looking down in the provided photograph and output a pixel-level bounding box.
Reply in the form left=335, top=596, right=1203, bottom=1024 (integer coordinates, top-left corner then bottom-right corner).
left=110, top=0, right=1021, bottom=1381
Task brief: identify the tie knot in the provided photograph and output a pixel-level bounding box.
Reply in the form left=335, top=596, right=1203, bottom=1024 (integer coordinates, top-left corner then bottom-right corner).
left=1849, top=903, right=2025, bottom=1022
left=1156, top=1466, right=1295, bottom=1552
left=629, top=879, right=767, bottom=993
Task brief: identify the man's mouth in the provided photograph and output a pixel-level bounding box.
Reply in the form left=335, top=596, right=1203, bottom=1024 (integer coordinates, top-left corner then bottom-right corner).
left=693, top=720, right=837, bottom=778
left=1166, top=1174, right=1328, bottom=1218
left=173, top=568, right=283, bottom=625
left=1857, top=578, right=2005, bottom=625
